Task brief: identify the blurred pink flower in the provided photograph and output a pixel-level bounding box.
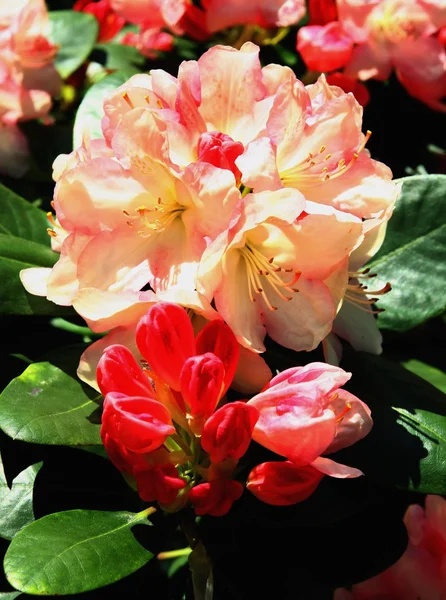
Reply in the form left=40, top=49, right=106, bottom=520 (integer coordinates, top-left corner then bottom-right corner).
left=338, top=0, right=446, bottom=111
left=335, top=495, right=446, bottom=599
left=0, top=0, right=60, bottom=175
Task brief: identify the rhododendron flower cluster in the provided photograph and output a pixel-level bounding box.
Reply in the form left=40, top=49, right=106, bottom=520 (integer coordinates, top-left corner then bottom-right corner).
left=297, top=0, right=446, bottom=111
left=110, top=0, right=307, bottom=45
left=21, top=41, right=399, bottom=386
left=97, top=301, right=372, bottom=515
left=335, top=495, right=446, bottom=599
left=0, top=0, right=60, bottom=176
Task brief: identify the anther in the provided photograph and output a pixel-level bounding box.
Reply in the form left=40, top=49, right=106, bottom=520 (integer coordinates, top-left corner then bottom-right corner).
left=324, top=153, right=332, bottom=161
left=319, top=145, right=326, bottom=153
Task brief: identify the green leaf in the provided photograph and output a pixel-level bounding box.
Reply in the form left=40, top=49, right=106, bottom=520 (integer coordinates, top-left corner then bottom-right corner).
left=340, top=350, right=446, bottom=495
left=96, top=42, right=144, bottom=72
left=402, top=360, right=446, bottom=394
left=0, top=453, right=42, bottom=540
left=4, top=508, right=155, bottom=595
left=73, top=70, right=134, bottom=148
left=0, top=362, right=101, bottom=446
left=49, top=11, right=99, bottom=79
left=0, top=186, right=69, bottom=316
left=0, top=184, right=49, bottom=246
left=0, top=234, right=68, bottom=316
left=0, top=592, right=21, bottom=599
left=368, top=174, right=446, bottom=330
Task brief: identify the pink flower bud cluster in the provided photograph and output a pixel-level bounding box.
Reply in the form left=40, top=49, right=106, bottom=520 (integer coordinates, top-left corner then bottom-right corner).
left=297, top=0, right=446, bottom=112
left=0, top=0, right=61, bottom=177
left=97, top=301, right=372, bottom=516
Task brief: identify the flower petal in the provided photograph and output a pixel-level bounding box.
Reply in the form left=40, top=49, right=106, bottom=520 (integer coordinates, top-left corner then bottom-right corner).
left=311, top=456, right=363, bottom=478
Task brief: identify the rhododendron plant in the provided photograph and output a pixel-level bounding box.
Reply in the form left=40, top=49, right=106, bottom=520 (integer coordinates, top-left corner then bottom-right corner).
left=1, top=3, right=445, bottom=598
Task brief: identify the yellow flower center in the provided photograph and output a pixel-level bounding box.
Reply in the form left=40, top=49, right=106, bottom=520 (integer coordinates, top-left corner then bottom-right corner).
left=280, top=131, right=372, bottom=188
left=239, top=242, right=300, bottom=311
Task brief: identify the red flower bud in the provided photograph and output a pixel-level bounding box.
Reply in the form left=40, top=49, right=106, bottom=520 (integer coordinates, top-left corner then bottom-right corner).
left=134, top=464, right=186, bottom=505
left=136, top=302, right=196, bottom=391
left=201, top=402, right=259, bottom=464
left=97, top=344, right=155, bottom=399
left=247, top=461, right=324, bottom=506
left=196, top=320, right=239, bottom=396
left=189, top=479, right=243, bottom=516
left=308, top=0, right=338, bottom=25
left=101, top=392, right=175, bottom=454
left=180, top=353, right=225, bottom=432
left=297, top=23, right=354, bottom=73
left=197, top=131, right=244, bottom=183
left=101, top=431, right=148, bottom=474
left=74, top=0, right=125, bottom=42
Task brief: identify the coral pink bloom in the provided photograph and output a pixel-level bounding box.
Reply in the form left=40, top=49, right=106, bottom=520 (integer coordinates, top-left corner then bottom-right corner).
left=297, top=22, right=354, bottom=72
left=335, top=495, right=446, bottom=599
left=201, top=0, right=306, bottom=32
left=74, top=0, right=125, bottom=42
left=196, top=188, right=363, bottom=353
left=247, top=462, right=324, bottom=506
left=25, top=119, right=240, bottom=320
left=188, top=479, right=244, bottom=516
left=247, top=362, right=372, bottom=472
left=238, top=74, right=398, bottom=220
left=338, top=0, right=446, bottom=111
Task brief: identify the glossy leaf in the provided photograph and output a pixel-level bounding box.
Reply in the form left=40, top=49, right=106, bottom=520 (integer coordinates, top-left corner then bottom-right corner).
left=402, top=359, right=446, bottom=394
left=49, top=11, right=99, bottom=79
left=0, top=184, right=49, bottom=246
left=0, top=186, right=67, bottom=316
left=339, top=350, right=446, bottom=495
left=4, top=508, right=155, bottom=595
left=0, top=362, right=101, bottom=446
left=369, top=174, right=446, bottom=330
left=96, top=42, right=144, bottom=72
left=73, top=70, right=136, bottom=148
left=0, top=234, right=66, bottom=315
left=0, top=592, right=21, bottom=599
left=0, top=453, right=42, bottom=540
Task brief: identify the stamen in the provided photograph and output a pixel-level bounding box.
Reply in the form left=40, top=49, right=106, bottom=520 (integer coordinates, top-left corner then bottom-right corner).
left=47, top=228, right=57, bottom=237
left=122, top=92, right=133, bottom=108
left=336, top=403, right=352, bottom=422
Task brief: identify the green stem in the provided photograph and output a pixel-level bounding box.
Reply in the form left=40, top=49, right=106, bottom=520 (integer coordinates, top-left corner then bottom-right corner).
left=157, top=547, right=192, bottom=560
